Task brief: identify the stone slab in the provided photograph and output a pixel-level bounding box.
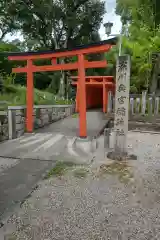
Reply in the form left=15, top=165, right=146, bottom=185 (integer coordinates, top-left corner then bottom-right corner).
left=36, top=110, right=109, bottom=138
left=8, top=105, right=74, bottom=110
left=0, top=157, right=56, bottom=221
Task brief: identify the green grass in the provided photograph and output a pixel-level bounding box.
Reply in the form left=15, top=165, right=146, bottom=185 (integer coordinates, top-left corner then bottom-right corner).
left=72, top=113, right=79, bottom=118
left=73, top=168, right=88, bottom=178
left=0, top=84, right=74, bottom=109
left=5, top=234, right=16, bottom=240
left=46, top=161, right=75, bottom=178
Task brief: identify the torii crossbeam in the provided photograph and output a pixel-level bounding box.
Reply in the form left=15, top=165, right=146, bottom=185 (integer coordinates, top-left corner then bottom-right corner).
left=8, top=38, right=117, bottom=138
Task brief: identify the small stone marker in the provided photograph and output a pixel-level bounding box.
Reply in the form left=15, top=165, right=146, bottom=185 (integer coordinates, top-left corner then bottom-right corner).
left=148, top=97, right=153, bottom=117
left=135, top=98, right=140, bottom=114
left=107, top=91, right=112, bottom=113
left=141, top=91, right=147, bottom=115
left=130, top=98, right=134, bottom=115
left=155, top=97, right=159, bottom=115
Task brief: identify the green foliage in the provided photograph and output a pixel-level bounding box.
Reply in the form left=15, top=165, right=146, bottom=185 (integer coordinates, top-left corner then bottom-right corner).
left=3, top=0, right=105, bottom=49
left=116, top=0, right=160, bottom=93
left=105, top=46, right=118, bottom=77
left=0, top=73, right=74, bottom=108
left=73, top=167, right=88, bottom=178
left=0, top=41, right=20, bottom=75
left=72, top=113, right=79, bottom=118
left=46, top=72, right=61, bottom=94
left=0, top=0, right=20, bottom=41
left=0, top=84, right=74, bottom=108
left=46, top=161, right=75, bottom=178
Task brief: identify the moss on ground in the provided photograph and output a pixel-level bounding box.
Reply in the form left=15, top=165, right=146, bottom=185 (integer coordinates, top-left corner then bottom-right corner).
left=46, top=161, right=75, bottom=178
left=72, top=113, right=79, bottom=118
left=99, top=161, right=134, bottom=183
left=73, top=168, right=89, bottom=178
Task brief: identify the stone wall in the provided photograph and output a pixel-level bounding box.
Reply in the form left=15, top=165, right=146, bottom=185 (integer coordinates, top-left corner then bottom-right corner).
left=8, top=105, right=75, bottom=140
left=0, top=111, right=8, bottom=141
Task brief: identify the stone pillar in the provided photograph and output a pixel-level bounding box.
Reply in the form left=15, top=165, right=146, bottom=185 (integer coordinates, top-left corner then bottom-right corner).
left=26, top=59, right=34, bottom=132
left=114, top=55, right=130, bottom=155
left=107, top=55, right=136, bottom=160
left=8, top=107, right=16, bottom=140
left=107, top=91, right=113, bottom=113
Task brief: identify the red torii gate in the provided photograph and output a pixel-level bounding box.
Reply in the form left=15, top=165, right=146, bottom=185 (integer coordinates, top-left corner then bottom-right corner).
left=8, top=38, right=117, bottom=138
left=71, top=76, right=115, bottom=113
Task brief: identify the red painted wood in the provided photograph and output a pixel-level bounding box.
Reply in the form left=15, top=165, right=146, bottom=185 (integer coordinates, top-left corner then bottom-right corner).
left=78, top=54, right=87, bottom=138
left=12, top=60, right=107, bottom=73
left=51, top=58, right=57, bottom=64
left=73, top=76, right=115, bottom=112
left=72, top=76, right=114, bottom=79
left=26, top=60, right=34, bottom=132
left=72, top=82, right=114, bottom=86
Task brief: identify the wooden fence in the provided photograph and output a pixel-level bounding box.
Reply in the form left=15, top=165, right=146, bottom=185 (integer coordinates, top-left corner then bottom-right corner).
left=107, top=91, right=160, bottom=123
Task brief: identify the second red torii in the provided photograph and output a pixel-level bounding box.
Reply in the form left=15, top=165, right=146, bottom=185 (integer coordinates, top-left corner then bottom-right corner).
left=72, top=76, right=115, bottom=113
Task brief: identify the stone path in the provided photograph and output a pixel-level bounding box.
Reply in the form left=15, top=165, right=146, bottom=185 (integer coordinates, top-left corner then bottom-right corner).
left=0, top=157, right=55, bottom=222
left=0, top=110, right=108, bottom=161
left=1, top=131, right=160, bottom=239
left=0, top=110, right=108, bottom=224
left=37, top=110, right=108, bottom=137
left=0, top=133, right=88, bottom=160
left=0, top=132, right=89, bottom=221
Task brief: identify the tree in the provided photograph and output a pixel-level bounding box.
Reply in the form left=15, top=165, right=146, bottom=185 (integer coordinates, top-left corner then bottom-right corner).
left=2, top=0, right=105, bottom=97
left=0, top=0, right=20, bottom=41
left=5, top=0, right=105, bottom=49
left=116, top=0, right=160, bottom=28
left=0, top=41, right=20, bottom=74
left=116, top=0, right=160, bottom=93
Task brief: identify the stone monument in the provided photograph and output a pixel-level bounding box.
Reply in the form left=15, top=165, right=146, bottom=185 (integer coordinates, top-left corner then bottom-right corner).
left=107, top=55, right=137, bottom=160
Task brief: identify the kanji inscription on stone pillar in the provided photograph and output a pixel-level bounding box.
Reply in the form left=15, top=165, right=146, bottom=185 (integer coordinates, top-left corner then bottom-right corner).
left=114, top=55, right=130, bottom=155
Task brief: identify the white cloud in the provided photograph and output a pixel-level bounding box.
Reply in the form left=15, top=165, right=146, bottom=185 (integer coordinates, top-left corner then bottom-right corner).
left=99, top=0, right=122, bottom=40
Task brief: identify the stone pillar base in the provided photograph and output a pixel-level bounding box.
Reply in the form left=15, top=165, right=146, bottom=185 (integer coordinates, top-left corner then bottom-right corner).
left=107, top=151, right=137, bottom=161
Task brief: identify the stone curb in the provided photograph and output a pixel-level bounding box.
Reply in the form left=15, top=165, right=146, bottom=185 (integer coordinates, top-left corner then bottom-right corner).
left=8, top=105, right=75, bottom=110
left=129, top=130, right=160, bottom=134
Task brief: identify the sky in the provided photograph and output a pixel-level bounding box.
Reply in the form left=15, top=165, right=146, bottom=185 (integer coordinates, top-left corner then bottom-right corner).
left=6, top=0, right=122, bottom=42
left=99, top=0, right=122, bottom=39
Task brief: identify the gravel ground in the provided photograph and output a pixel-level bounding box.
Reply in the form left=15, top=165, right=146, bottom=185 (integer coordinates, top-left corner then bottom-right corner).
left=2, top=131, right=160, bottom=240
left=0, top=157, right=19, bottom=173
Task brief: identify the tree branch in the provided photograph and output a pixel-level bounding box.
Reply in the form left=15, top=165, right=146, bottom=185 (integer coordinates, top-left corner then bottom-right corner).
left=0, top=29, right=9, bottom=41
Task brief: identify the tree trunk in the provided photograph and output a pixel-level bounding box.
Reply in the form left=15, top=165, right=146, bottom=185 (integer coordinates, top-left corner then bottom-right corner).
left=58, top=40, right=68, bottom=98
left=150, top=55, right=160, bottom=94
left=58, top=62, right=66, bottom=98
